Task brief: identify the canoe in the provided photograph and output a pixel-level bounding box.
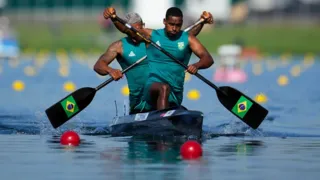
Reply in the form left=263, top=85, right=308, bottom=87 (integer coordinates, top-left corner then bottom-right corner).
left=109, top=106, right=203, bottom=138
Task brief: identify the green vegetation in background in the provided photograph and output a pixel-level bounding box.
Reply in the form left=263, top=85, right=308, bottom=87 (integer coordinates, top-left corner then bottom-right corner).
left=5, top=0, right=186, bottom=9
left=12, top=21, right=320, bottom=54
left=6, top=0, right=131, bottom=10
left=197, top=24, right=320, bottom=54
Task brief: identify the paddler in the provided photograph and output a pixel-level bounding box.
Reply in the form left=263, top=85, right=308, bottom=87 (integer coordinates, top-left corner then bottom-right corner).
left=94, top=8, right=214, bottom=114
left=142, top=7, right=214, bottom=110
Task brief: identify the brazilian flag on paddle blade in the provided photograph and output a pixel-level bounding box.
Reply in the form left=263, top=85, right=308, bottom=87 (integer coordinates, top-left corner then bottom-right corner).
left=60, top=95, right=79, bottom=118
left=46, top=87, right=96, bottom=128
left=217, top=86, right=268, bottom=129
left=231, top=96, right=253, bottom=118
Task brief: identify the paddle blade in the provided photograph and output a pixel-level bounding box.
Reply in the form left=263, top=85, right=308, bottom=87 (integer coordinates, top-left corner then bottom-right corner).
left=216, top=86, right=269, bottom=129
left=45, top=87, right=96, bottom=129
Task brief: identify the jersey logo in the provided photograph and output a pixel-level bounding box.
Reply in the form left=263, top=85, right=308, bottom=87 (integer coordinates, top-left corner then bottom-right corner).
left=129, top=51, right=136, bottom=57
left=178, top=42, right=185, bottom=50
left=156, top=41, right=161, bottom=47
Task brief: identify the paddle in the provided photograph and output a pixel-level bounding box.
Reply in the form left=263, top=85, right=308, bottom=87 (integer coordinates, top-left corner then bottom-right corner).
left=45, top=55, right=147, bottom=128
left=183, top=18, right=204, bottom=32
left=45, top=20, right=205, bottom=129
left=113, top=15, right=268, bottom=129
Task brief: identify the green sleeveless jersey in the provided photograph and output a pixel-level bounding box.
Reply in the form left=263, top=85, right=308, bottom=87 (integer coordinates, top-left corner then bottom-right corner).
left=118, top=37, right=149, bottom=110
left=144, top=29, right=192, bottom=105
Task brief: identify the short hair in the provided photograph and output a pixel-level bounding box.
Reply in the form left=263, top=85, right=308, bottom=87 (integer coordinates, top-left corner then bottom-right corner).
left=124, top=12, right=143, bottom=24
left=165, top=7, right=183, bottom=19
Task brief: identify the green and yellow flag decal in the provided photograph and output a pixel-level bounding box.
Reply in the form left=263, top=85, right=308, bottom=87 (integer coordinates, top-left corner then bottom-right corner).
left=60, top=96, right=79, bottom=117
left=231, top=96, right=253, bottom=118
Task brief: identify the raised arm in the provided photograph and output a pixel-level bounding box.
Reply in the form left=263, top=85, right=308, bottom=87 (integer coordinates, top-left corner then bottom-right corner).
left=188, top=23, right=204, bottom=37
left=187, top=34, right=214, bottom=74
left=103, top=7, right=153, bottom=38
left=94, top=40, right=123, bottom=80
left=188, top=11, right=214, bottom=36
left=103, top=7, right=128, bottom=34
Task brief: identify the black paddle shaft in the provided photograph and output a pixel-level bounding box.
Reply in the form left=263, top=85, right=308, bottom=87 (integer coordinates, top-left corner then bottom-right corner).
left=95, top=19, right=204, bottom=91
left=112, top=15, right=269, bottom=129
left=45, top=20, right=210, bottom=129
left=45, top=55, right=146, bottom=129
left=114, top=16, right=224, bottom=95
left=95, top=55, right=147, bottom=91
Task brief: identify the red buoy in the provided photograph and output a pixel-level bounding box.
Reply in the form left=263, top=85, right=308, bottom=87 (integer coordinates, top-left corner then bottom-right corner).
left=60, top=131, right=80, bottom=146
left=180, top=140, right=202, bottom=159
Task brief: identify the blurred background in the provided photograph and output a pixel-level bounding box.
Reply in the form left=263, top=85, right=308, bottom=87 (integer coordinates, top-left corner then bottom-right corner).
left=1, top=0, right=319, bottom=58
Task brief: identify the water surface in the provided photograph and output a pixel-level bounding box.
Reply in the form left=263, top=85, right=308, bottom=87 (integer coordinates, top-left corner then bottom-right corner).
left=0, top=54, right=320, bottom=179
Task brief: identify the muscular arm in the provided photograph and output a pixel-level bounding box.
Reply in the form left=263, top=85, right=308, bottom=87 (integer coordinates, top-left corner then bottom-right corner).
left=187, top=22, right=204, bottom=36
left=188, top=35, right=214, bottom=69
left=110, top=18, right=153, bottom=38
left=94, top=40, right=122, bottom=75
left=111, top=18, right=132, bottom=34
left=109, top=18, right=140, bottom=39
left=188, top=11, right=214, bottom=36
